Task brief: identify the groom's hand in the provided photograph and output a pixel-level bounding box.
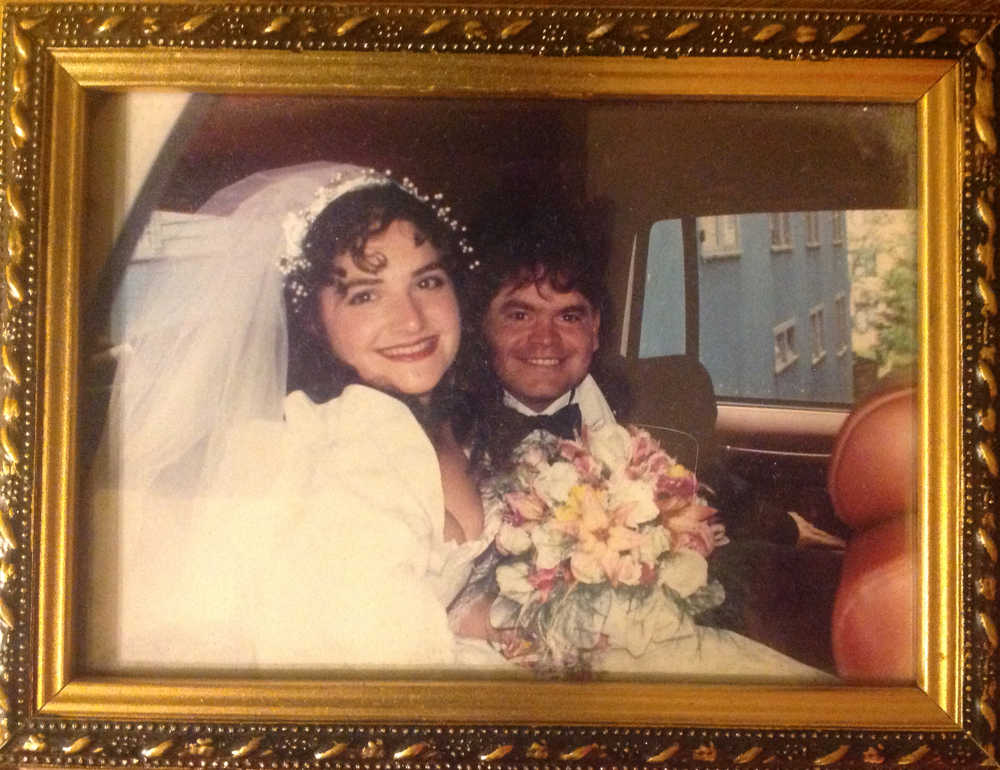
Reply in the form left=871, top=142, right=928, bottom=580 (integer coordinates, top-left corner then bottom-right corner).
left=789, top=511, right=847, bottom=549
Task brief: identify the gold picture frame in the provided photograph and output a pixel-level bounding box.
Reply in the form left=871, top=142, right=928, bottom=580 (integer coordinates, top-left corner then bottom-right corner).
left=0, top=1, right=998, bottom=767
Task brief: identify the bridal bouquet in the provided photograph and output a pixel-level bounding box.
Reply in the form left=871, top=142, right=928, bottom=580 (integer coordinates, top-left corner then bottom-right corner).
left=483, top=423, right=727, bottom=674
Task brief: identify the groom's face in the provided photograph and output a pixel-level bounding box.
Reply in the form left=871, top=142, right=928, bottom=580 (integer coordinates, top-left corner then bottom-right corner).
left=484, top=278, right=600, bottom=412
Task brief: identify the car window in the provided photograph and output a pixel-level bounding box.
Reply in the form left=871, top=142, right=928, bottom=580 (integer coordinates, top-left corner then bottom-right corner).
left=637, top=209, right=917, bottom=408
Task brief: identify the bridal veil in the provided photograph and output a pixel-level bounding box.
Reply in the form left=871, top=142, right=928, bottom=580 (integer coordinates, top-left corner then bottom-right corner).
left=96, top=162, right=378, bottom=495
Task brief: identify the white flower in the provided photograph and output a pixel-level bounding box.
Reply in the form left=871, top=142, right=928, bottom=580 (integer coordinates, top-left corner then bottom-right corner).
left=658, top=549, right=708, bottom=598
left=488, top=595, right=521, bottom=632
left=637, top=525, right=672, bottom=564
left=530, top=522, right=570, bottom=570
left=495, top=562, right=535, bottom=605
left=281, top=210, right=308, bottom=264
left=607, top=475, right=661, bottom=526
left=569, top=548, right=607, bottom=584
left=496, top=521, right=533, bottom=555
left=587, top=423, right=632, bottom=470
left=515, top=440, right=548, bottom=469
left=532, top=461, right=579, bottom=508
left=614, top=552, right=644, bottom=586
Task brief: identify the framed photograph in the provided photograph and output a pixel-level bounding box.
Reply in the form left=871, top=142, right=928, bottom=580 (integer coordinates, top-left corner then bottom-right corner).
left=0, top=1, right=998, bottom=768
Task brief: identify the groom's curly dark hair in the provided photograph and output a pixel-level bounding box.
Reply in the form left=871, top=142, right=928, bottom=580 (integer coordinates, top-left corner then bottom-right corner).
left=467, top=205, right=609, bottom=322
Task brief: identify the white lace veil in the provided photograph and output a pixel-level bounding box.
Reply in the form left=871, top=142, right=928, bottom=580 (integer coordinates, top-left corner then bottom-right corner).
left=95, top=161, right=386, bottom=496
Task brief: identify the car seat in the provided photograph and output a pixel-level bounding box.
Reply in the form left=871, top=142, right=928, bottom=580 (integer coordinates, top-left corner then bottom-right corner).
left=827, top=385, right=916, bottom=681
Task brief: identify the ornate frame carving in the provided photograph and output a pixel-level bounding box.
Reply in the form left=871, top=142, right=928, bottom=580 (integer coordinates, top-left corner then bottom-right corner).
left=0, top=2, right=997, bottom=767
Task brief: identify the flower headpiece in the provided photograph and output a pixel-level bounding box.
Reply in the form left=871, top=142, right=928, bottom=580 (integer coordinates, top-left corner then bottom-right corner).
left=279, top=167, right=478, bottom=312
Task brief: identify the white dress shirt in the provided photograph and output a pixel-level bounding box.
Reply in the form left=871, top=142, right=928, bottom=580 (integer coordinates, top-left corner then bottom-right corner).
left=502, top=373, right=617, bottom=430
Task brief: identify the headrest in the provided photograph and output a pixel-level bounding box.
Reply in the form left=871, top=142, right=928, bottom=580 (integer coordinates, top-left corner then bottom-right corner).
left=827, top=386, right=916, bottom=530
left=625, top=355, right=718, bottom=441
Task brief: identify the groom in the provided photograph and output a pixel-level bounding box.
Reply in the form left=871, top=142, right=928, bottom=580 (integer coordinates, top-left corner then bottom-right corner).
left=470, top=203, right=843, bottom=668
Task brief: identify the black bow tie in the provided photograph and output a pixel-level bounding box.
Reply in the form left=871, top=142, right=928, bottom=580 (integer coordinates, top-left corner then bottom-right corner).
left=490, top=403, right=583, bottom=463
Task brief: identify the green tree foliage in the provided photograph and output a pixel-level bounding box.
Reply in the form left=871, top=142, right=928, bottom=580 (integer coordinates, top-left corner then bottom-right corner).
left=846, top=210, right=918, bottom=375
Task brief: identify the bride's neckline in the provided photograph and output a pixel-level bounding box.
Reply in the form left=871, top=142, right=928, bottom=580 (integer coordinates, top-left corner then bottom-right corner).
left=435, top=422, right=485, bottom=544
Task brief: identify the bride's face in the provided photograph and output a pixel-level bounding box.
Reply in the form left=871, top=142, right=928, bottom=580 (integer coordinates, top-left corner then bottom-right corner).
left=316, top=219, right=461, bottom=403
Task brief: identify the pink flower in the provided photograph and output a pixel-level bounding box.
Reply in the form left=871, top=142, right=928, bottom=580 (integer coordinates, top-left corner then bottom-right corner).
left=528, top=565, right=566, bottom=602
left=661, top=500, right=716, bottom=530
left=558, top=436, right=587, bottom=459
left=622, top=429, right=684, bottom=485
left=654, top=468, right=698, bottom=511
left=645, top=450, right=672, bottom=475
left=505, top=491, right=547, bottom=523
left=572, top=453, right=604, bottom=482
left=559, top=439, right=604, bottom=482
left=661, top=501, right=723, bottom=558
left=567, top=488, right=645, bottom=584
left=674, top=522, right=729, bottom=559
left=673, top=530, right=715, bottom=557
left=627, top=427, right=659, bottom=465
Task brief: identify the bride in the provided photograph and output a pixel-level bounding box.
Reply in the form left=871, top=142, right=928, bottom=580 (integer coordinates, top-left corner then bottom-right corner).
left=83, top=162, right=500, bottom=670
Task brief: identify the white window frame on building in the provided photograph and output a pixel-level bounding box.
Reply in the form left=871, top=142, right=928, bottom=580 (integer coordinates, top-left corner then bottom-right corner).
left=809, top=303, right=827, bottom=365
left=698, top=215, right=742, bottom=259
left=773, top=318, right=799, bottom=373
left=834, top=292, right=849, bottom=356
left=805, top=211, right=821, bottom=248
left=769, top=212, right=793, bottom=252
left=831, top=210, right=846, bottom=245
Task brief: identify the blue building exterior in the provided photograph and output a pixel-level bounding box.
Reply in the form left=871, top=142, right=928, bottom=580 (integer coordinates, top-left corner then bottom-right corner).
left=639, top=211, right=853, bottom=405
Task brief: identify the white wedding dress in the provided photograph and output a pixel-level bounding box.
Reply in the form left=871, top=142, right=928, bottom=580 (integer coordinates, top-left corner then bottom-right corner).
left=597, top=628, right=833, bottom=681
left=84, top=384, right=502, bottom=671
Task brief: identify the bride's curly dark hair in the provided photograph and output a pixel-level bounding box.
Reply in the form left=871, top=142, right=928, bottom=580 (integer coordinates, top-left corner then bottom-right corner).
left=283, top=182, right=474, bottom=427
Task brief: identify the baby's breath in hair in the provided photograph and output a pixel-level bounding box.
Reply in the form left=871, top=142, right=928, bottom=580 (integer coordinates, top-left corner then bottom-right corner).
left=279, top=168, right=476, bottom=318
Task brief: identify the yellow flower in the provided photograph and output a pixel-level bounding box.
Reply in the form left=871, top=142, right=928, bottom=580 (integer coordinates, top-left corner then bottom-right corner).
left=553, top=484, right=588, bottom=522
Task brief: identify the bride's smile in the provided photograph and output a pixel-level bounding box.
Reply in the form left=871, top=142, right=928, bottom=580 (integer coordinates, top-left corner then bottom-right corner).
left=377, top=335, right=440, bottom=361
left=316, top=218, right=461, bottom=402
